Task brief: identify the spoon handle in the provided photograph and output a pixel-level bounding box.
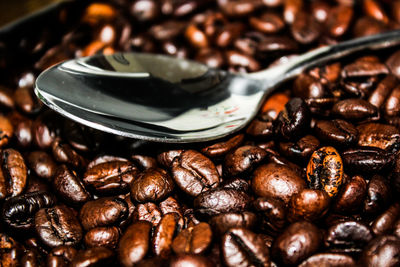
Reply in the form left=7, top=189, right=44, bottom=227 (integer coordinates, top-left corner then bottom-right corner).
left=248, top=29, right=400, bottom=89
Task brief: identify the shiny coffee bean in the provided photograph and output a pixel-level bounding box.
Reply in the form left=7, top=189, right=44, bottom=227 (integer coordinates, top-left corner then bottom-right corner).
left=194, top=188, right=250, bottom=218
left=152, top=212, right=181, bottom=258
left=293, top=73, right=325, bottom=99
left=325, top=221, right=373, bottom=253
left=172, top=221, right=212, bottom=255
left=159, top=196, right=183, bottom=217
left=341, top=57, right=388, bottom=78
left=291, top=11, right=320, bottom=44
left=0, top=148, right=27, bottom=200
left=342, top=147, right=395, bottom=173
left=357, top=123, right=400, bottom=150
left=51, top=138, right=86, bottom=169
left=272, top=221, right=322, bottom=266
left=222, top=177, right=250, bottom=192
left=70, top=247, right=114, bottom=267
left=84, top=226, right=120, bottom=249
left=288, top=189, right=330, bottom=222
left=27, top=151, right=57, bottom=181
left=332, top=99, right=378, bottom=121
left=275, top=97, right=311, bottom=140
left=314, top=119, right=358, bottom=147
left=13, top=86, right=42, bottom=115
left=171, top=150, right=220, bottom=197
left=333, top=175, right=367, bottom=214
left=133, top=202, right=162, bottom=226
left=201, top=134, right=244, bottom=158
left=79, top=197, right=128, bottom=230
left=360, top=235, right=400, bottom=267
left=35, top=205, right=83, bottom=247
left=130, top=154, right=157, bottom=170
left=278, top=135, right=320, bottom=162
left=299, top=253, right=356, bottom=267
left=209, top=211, right=257, bottom=236
left=222, top=227, right=270, bottom=267
left=252, top=197, right=285, bottom=233
left=371, top=203, right=400, bottom=236
left=84, top=160, right=137, bottom=195
left=2, top=191, right=56, bottom=230
left=118, top=221, right=151, bottom=266
left=368, top=74, right=398, bottom=108
left=364, top=174, right=391, bottom=214
left=53, top=165, right=90, bottom=205
left=224, top=145, right=267, bottom=176
left=130, top=168, right=174, bottom=203
left=306, top=146, right=343, bottom=197
left=252, top=163, right=306, bottom=204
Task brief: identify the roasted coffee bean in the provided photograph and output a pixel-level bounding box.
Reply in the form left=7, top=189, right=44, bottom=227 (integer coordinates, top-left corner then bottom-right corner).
left=171, top=150, right=220, bottom=197
left=224, top=145, right=267, bottom=176
left=222, top=227, right=270, bottom=267
left=249, top=12, right=284, bottom=34
left=130, top=0, right=160, bottom=22
left=314, top=119, right=358, bottom=147
left=84, top=226, right=120, bottom=249
left=53, top=165, right=90, bottom=205
left=118, top=221, right=151, bottom=266
left=325, top=221, right=373, bottom=253
left=291, top=11, right=320, bottom=44
left=371, top=203, right=400, bottom=236
left=194, top=188, right=250, bottom=218
left=209, top=211, right=257, bottom=236
left=133, top=202, right=162, bottom=226
left=47, top=245, right=78, bottom=267
left=226, top=50, right=260, bottom=72
left=272, top=221, right=322, bottom=266
left=130, top=154, right=157, bottom=170
left=84, top=160, right=137, bottom=194
left=51, top=138, right=86, bottom=169
left=360, top=235, right=400, bottom=267
left=384, top=85, right=400, bottom=117
left=172, top=222, right=212, bottom=255
left=170, top=254, right=213, bottom=267
left=12, top=115, right=33, bottom=148
left=288, top=189, right=330, bottom=222
left=218, top=0, right=262, bottom=17
left=0, top=85, right=15, bottom=109
left=252, top=163, right=306, bottom=204
left=222, top=177, right=250, bottom=192
left=0, top=115, right=12, bottom=148
left=159, top=196, right=183, bottom=217
left=293, top=73, right=325, bottom=99
left=279, top=135, right=319, bottom=162
left=27, top=151, right=57, bottom=181
left=13, top=86, right=42, bottom=115
left=252, top=197, right=285, bottom=233
left=130, top=168, right=174, bottom=203
left=284, top=0, right=302, bottom=24
left=195, top=48, right=225, bottom=68
left=332, top=99, right=378, bottom=121
left=201, top=134, right=244, bottom=158
left=35, top=205, right=83, bottom=247
left=326, top=4, right=353, bottom=37
left=275, top=97, right=311, bottom=140
left=246, top=116, right=275, bottom=139
left=32, top=111, right=62, bottom=149
left=357, top=123, right=400, bottom=150
left=306, top=146, right=343, bottom=197
left=364, top=174, right=391, bottom=214
left=0, top=233, right=24, bottom=266
left=341, top=57, right=389, bottom=78
left=342, top=147, right=395, bottom=173
left=0, top=148, right=27, bottom=200
left=368, top=74, right=398, bottom=108
left=2, top=191, right=56, bottom=230
left=333, top=175, right=367, bottom=214
left=21, top=249, right=43, bottom=267
left=152, top=212, right=181, bottom=258
left=70, top=247, right=114, bottom=267
left=79, top=197, right=128, bottom=230
left=299, top=253, right=356, bottom=267
left=157, top=149, right=184, bottom=168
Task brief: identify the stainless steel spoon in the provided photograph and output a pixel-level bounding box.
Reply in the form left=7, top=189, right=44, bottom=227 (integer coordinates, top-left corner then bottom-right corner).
left=35, top=30, right=400, bottom=143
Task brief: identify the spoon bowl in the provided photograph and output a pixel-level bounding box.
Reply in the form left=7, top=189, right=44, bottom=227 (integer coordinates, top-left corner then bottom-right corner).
left=35, top=30, right=400, bottom=143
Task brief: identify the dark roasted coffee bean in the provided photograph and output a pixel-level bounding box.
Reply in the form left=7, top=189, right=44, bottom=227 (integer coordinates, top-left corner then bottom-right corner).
left=249, top=12, right=284, bottom=34
left=341, top=58, right=388, bottom=78
left=361, top=235, right=400, bottom=267
left=299, top=253, right=356, bottom=267
left=357, top=123, right=400, bottom=150
left=272, top=221, right=321, bottom=266
left=291, top=11, right=320, bottom=44
left=84, top=226, right=120, bottom=249
left=47, top=245, right=77, bottom=266
left=342, top=147, right=395, bottom=173
left=209, top=211, right=257, bottom=236
left=284, top=0, right=302, bottom=24
left=314, top=119, right=358, bottom=147
left=53, top=165, right=90, bottom=205
left=252, top=197, right=285, bottom=233
left=118, top=221, right=151, bottom=266
left=152, top=212, right=181, bottom=258
left=371, top=203, right=400, bottom=236
left=130, top=168, right=174, bottom=203
left=224, top=145, right=267, bottom=176
left=326, top=4, right=353, bottom=37
left=333, top=175, right=367, bottom=214
left=130, top=0, right=160, bottom=22
left=171, top=150, right=219, bottom=197
left=368, top=74, right=398, bottom=108
left=275, top=97, right=311, bottom=140
left=79, top=197, right=128, bottom=230
left=279, top=135, right=319, bottom=162
left=21, top=249, right=43, bottom=267
left=170, top=254, right=213, bottom=267
left=332, top=99, right=378, bottom=121
left=0, top=85, right=15, bottom=109
left=325, top=221, right=373, bottom=253
left=70, top=247, right=114, bottom=267
left=0, top=148, right=27, bottom=200
left=222, top=177, right=250, bottom=192
left=195, top=48, right=225, bottom=68
left=246, top=116, right=275, bottom=139
left=364, top=0, right=389, bottom=24
left=364, top=174, right=391, bottom=214
left=12, top=114, right=33, bottom=148
left=252, top=163, right=306, bottom=204
left=293, top=73, right=325, bottom=99
left=51, top=138, right=86, bottom=169
left=172, top=221, right=212, bottom=255
left=222, top=227, right=270, bottom=267
left=3, top=191, right=56, bottom=230
left=306, top=146, right=343, bottom=197
left=159, top=196, right=183, bottom=217
left=133, top=202, right=162, bottom=226
left=13, top=86, right=42, bottom=115
left=35, top=205, right=82, bottom=247
left=32, top=111, right=62, bottom=149
left=257, top=36, right=298, bottom=54
left=387, top=50, right=400, bottom=79
left=27, top=151, right=57, bottom=181
left=218, top=0, right=262, bottom=17
left=226, top=50, right=260, bottom=72
left=130, top=154, right=157, bottom=170
left=157, top=150, right=183, bottom=168
left=288, top=189, right=330, bottom=222
left=84, top=160, right=137, bottom=195
left=201, top=134, right=244, bottom=158
left=384, top=85, right=400, bottom=117
left=194, top=188, right=250, bottom=218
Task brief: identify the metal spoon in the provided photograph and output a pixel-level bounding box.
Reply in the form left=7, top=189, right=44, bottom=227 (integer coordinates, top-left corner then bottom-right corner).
left=35, top=30, right=400, bottom=143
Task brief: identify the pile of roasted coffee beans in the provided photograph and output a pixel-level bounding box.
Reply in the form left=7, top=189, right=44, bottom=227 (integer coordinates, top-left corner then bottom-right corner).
left=0, top=0, right=400, bottom=266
